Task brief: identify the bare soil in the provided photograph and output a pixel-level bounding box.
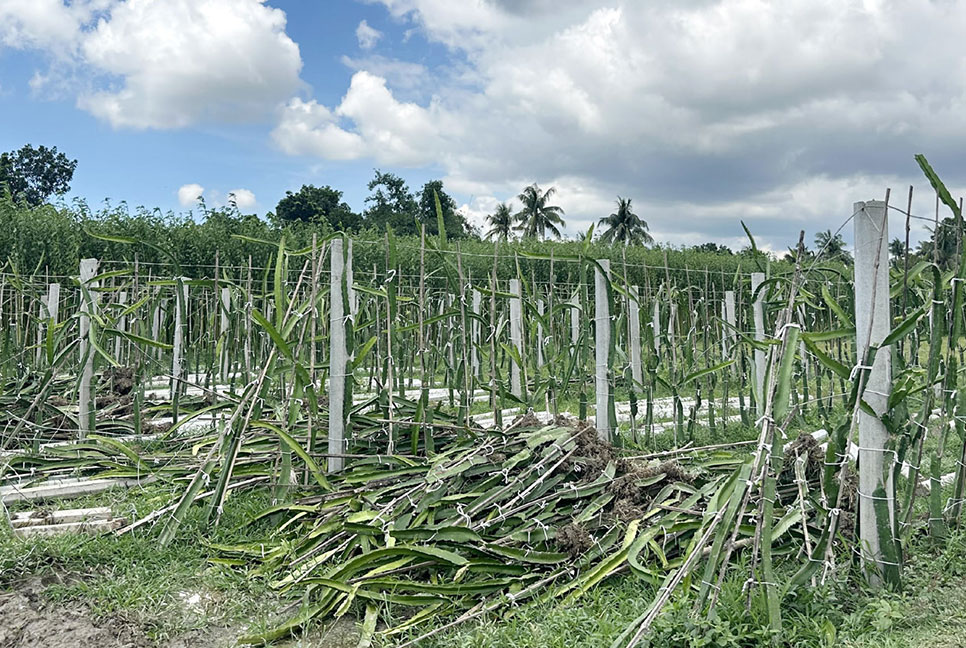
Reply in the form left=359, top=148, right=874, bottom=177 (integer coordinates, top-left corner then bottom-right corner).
left=0, top=576, right=360, bottom=648
left=0, top=577, right=152, bottom=648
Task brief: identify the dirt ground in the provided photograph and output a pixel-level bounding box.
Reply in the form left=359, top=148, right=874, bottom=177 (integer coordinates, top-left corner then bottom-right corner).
left=0, top=577, right=153, bottom=648
left=0, top=577, right=360, bottom=648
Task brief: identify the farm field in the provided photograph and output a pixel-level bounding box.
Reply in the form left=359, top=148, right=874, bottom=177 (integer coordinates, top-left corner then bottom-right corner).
left=7, top=1, right=966, bottom=646
left=4, top=162, right=966, bottom=648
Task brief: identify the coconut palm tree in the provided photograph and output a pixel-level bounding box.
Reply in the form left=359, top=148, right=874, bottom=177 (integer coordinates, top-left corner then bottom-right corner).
left=514, top=184, right=565, bottom=239
left=485, top=203, right=514, bottom=241
left=814, top=229, right=851, bottom=264
left=597, top=197, right=653, bottom=246
left=889, top=238, right=905, bottom=259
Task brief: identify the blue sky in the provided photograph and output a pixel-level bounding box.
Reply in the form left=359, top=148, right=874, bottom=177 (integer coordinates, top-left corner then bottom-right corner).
left=3, top=1, right=966, bottom=250
left=0, top=1, right=443, bottom=216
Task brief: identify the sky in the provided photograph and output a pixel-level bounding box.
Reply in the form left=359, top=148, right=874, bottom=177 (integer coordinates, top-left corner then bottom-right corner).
left=2, top=0, right=966, bottom=252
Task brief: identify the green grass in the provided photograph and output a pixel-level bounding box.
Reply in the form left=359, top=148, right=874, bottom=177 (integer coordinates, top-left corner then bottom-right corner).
left=388, top=530, right=966, bottom=648
left=3, top=410, right=966, bottom=648
left=4, top=480, right=966, bottom=647
left=0, top=485, right=292, bottom=643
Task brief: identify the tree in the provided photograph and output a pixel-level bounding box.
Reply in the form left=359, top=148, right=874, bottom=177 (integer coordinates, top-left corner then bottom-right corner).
left=274, top=184, right=361, bottom=231
left=486, top=203, right=514, bottom=241
left=783, top=246, right=813, bottom=264
left=0, top=144, right=77, bottom=206
left=889, top=237, right=906, bottom=258
left=417, top=180, right=471, bottom=238
left=917, top=217, right=960, bottom=269
left=692, top=242, right=733, bottom=255
left=597, top=196, right=652, bottom=246
left=515, top=183, right=565, bottom=239
left=814, top=229, right=851, bottom=264
left=364, top=170, right=418, bottom=234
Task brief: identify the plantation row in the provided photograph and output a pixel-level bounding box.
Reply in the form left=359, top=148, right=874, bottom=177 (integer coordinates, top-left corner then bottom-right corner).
left=1, top=231, right=861, bottom=450
left=0, top=195, right=787, bottom=286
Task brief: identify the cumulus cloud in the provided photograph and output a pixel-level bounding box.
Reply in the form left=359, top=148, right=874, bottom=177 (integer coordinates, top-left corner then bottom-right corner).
left=283, top=0, right=966, bottom=248
left=272, top=71, right=447, bottom=165
left=228, top=188, right=257, bottom=210
left=355, top=19, right=382, bottom=49
left=0, top=0, right=109, bottom=54
left=2, top=0, right=302, bottom=129
left=340, top=55, right=428, bottom=92
left=177, top=183, right=204, bottom=207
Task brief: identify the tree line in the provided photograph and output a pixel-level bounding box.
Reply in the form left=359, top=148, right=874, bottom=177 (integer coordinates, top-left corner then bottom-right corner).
left=3, top=141, right=952, bottom=268
left=2, top=143, right=657, bottom=247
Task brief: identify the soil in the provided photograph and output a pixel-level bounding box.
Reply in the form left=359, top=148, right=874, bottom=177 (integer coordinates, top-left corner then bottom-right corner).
left=549, top=417, right=705, bottom=552
left=95, top=393, right=135, bottom=417
left=0, top=577, right=152, bottom=648
left=143, top=421, right=173, bottom=435
left=0, top=577, right=361, bottom=648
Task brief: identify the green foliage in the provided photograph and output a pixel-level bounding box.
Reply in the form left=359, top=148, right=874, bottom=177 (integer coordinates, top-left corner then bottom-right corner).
left=418, top=179, right=472, bottom=238
left=273, top=184, right=361, bottom=230
left=813, top=229, right=852, bottom=265
left=915, top=216, right=961, bottom=269
left=690, top=242, right=733, bottom=255
left=515, top=183, right=566, bottom=239
left=364, top=169, right=420, bottom=233
left=598, top=197, right=653, bottom=246
left=0, top=144, right=77, bottom=207
left=0, top=195, right=790, bottom=289
left=486, top=202, right=514, bottom=241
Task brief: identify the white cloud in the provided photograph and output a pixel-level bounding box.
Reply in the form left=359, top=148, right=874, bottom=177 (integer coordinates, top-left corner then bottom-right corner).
left=457, top=195, right=502, bottom=234
left=177, top=183, right=204, bottom=207
left=280, top=0, right=966, bottom=248
left=228, top=188, right=257, bottom=210
left=340, top=55, right=428, bottom=91
left=272, top=97, right=369, bottom=160
left=2, top=0, right=302, bottom=129
left=0, top=0, right=110, bottom=54
left=355, top=19, right=382, bottom=49
left=273, top=71, right=447, bottom=165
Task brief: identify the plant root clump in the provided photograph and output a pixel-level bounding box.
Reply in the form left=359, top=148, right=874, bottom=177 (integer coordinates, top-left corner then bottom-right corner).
left=510, top=410, right=543, bottom=430
left=103, top=366, right=136, bottom=396
left=611, top=498, right=645, bottom=523
left=557, top=522, right=594, bottom=556
left=572, top=422, right=616, bottom=480
left=781, top=432, right=826, bottom=483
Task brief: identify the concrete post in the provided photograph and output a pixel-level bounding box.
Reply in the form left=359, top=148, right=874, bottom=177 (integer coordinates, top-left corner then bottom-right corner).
left=724, top=290, right=737, bottom=356
left=595, top=260, right=612, bottom=441
left=471, top=288, right=482, bottom=378
left=220, top=286, right=231, bottom=380
left=536, top=298, right=545, bottom=368
left=509, top=278, right=524, bottom=399
left=78, top=259, right=98, bottom=439
left=113, top=290, right=127, bottom=361
left=328, top=239, right=347, bottom=473
left=752, top=272, right=766, bottom=410
left=629, top=285, right=643, bottom=386
left=854, top=199, right=894, bottom=585
left=171, top=279, right=188, bottom=411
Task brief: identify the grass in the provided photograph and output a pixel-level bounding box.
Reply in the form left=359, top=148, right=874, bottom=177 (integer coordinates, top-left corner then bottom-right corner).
left=395, top=530, right=966, bottom=648
left=2, top=440, right=966, bottom=647
left=0, top=485, right=292, bottom=643
left=1, top=392, right=963, bottom=647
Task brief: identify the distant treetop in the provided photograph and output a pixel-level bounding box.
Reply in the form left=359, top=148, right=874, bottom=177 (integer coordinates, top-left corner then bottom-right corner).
left=0, top=144, right=77, bottom=207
